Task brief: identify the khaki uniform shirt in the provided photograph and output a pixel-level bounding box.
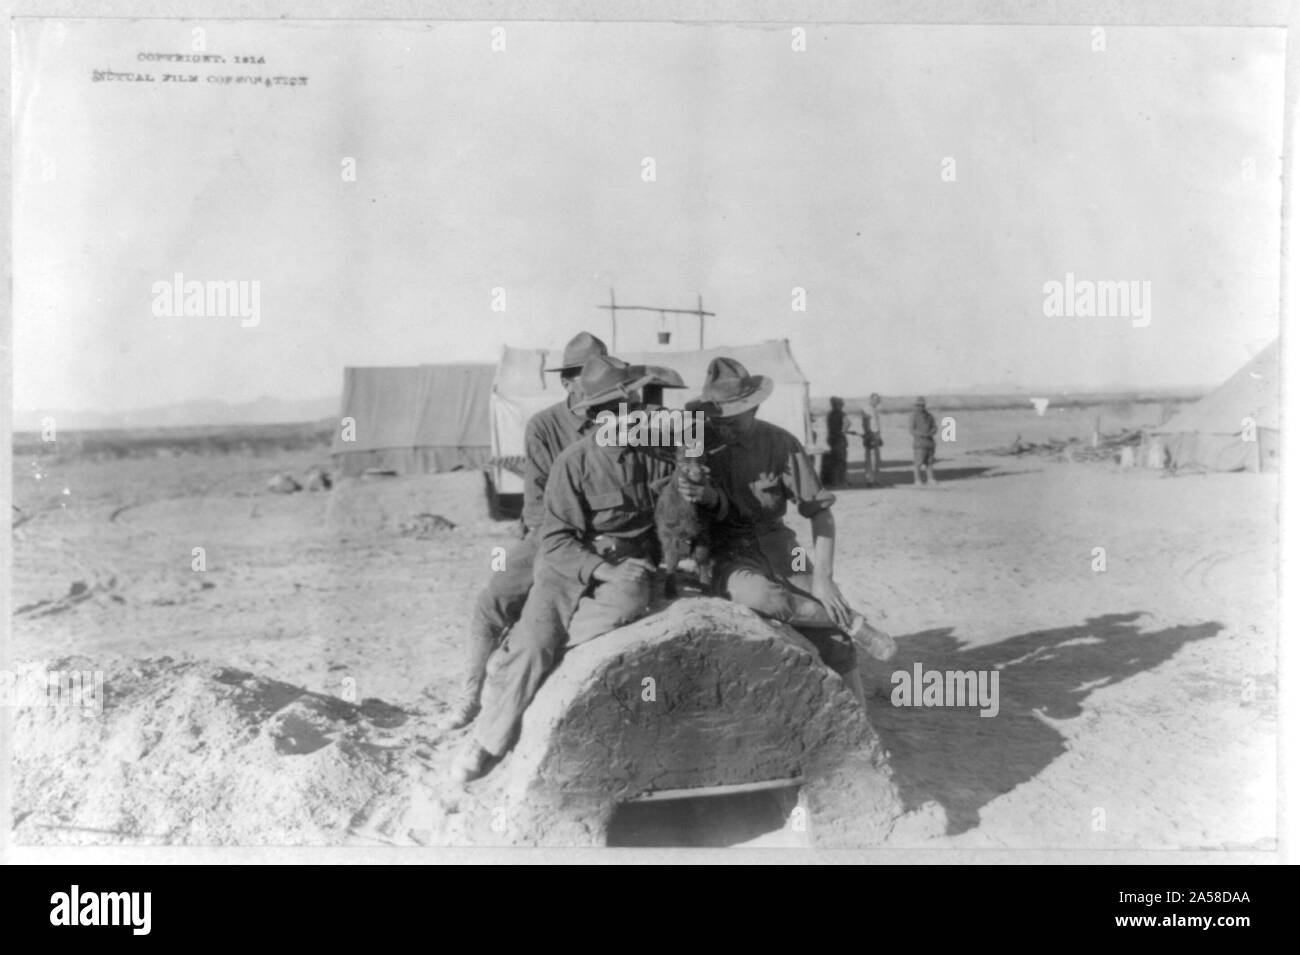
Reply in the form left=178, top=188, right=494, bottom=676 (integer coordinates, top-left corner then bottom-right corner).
left=910, top=409, right=937, bottom=447
left=539, top=432, right=674, bottom=585
left=710, top=418, right=836, bottom=552
left=521, top=396, right=594, bottom=532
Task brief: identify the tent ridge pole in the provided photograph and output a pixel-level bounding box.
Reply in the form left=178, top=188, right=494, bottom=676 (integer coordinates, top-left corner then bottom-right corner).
left=698, top=293, right=705, bottom=350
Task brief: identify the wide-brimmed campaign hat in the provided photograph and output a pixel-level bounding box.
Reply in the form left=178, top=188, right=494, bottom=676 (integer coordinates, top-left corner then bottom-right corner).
left=545, top=331, right=609, bottom=373
left=629, top=364, right=687, bottom=389
left=687, top=357, right=774, bottom=418
left=572, top=355, right=655, bottom=409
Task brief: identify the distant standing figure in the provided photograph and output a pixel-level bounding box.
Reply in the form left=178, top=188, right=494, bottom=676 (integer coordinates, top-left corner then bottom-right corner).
left=910, top=397, right=938, bottom=487
left=820, top=397, right=849, bottom=489
left=860, top=393, right=884, bottom=486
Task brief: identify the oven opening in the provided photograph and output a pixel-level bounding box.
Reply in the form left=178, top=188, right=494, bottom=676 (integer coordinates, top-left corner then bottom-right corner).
left=605, top=779, right=804, bottom=848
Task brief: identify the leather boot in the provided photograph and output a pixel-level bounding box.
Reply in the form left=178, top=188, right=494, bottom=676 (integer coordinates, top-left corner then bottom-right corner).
left=438, top=691, right=481, bottom=731
left=847, top=614, right=897, bottom=661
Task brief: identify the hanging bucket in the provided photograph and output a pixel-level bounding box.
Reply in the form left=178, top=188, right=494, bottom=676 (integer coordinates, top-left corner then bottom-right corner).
left=657, top=331, right=671, bottom=344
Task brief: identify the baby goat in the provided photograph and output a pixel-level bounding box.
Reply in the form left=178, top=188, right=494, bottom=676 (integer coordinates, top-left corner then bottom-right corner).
left=655, top=444, right=714, bottom=598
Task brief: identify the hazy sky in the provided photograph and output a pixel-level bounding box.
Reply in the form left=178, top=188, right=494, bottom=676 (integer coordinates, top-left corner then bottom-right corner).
left=11, top=19, right=1286, bottom=413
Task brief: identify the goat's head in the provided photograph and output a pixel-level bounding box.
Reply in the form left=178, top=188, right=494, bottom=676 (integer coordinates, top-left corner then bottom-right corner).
left=674, top=442, right=709, bottom=484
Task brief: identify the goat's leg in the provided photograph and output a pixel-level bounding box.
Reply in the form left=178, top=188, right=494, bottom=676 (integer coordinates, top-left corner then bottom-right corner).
left=692, top=542, right=713, bottom=594
left=663, top=539, right=680, bottom=598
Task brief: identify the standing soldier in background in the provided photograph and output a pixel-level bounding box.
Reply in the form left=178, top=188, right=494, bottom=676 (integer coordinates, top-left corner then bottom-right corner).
left=434, top=331, right=609, bottom=731
left=820, top=396, right=849, bottom=489
left=911, top=396, right=939, bottom=487
left=862, top=393, right=884, bottom=486
left=848, top=393, right=884, bottom=487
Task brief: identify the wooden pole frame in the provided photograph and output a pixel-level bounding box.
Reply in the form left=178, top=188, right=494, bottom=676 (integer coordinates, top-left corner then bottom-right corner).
left=599, top=289, right=715, bottom=352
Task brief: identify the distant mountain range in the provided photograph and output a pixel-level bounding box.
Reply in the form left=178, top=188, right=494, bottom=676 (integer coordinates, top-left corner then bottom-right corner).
left=809, top=386, right=1207, bottom=415
left=13, top=385, right=1210, bottom=434
left=11, top=396, right=340, bottom=433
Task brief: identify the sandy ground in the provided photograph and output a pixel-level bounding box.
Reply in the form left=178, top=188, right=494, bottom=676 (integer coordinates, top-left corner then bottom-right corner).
left=8, top=413, right=1278, bottom=849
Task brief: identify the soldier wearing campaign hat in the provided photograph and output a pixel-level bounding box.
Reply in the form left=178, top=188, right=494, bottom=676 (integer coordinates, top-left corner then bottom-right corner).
left=910, top=396, right=939, bottom=487
left=434, top=331, right=610, bottom=731
left=451, top=354, right=675, bottom=782
left=677, top=357, right=896, bottom=708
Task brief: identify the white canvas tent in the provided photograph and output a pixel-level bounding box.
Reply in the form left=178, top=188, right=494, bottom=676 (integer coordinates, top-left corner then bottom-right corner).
left=1146, top=339, right=1279, bottom=472
left=331, top=364, right=495, bottom=477
left=490, top=339, right=813, bottom=494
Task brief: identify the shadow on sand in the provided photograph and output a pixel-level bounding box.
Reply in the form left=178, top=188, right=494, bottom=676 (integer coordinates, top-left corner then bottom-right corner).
left=861, top=612, right=1223, bottom=834
left=836, top=459, right=1037, bottom=489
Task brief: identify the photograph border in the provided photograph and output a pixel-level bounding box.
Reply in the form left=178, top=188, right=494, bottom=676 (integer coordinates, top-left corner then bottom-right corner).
left=1, top=0, right=1294, bottom=865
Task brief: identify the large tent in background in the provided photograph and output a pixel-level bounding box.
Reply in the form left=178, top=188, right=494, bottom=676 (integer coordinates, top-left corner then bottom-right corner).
left=1146, top=340, right=1280, bottom=472
left=331, top=364, right=495, bottom=477
left=491, top=339, right=813, bottom=494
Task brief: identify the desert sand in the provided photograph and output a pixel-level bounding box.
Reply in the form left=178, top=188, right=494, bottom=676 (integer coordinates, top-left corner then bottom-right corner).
left=8, top=407, right=1278, bottom=849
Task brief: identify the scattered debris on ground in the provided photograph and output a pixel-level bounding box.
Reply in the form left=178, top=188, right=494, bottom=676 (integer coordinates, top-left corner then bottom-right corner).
left=398, top=513, right=457, bottom=537
left=987, top=429, right=1143, bottom=463
left=303, top=466, right=332, bottom=491
left=266, top=473, right=302, bottom=494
